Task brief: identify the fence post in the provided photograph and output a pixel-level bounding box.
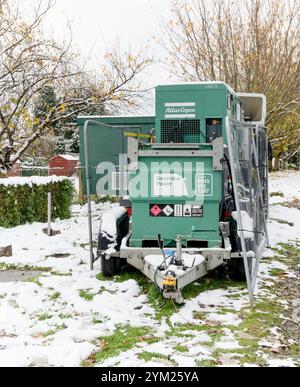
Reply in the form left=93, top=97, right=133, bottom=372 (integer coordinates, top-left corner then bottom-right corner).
left=77, top=162, right=84, bottom=204
left=47, top=192, right=52, bottom=236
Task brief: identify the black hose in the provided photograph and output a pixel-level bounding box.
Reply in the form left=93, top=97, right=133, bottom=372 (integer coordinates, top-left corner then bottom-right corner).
left=223, top=153, right=236, bottom=207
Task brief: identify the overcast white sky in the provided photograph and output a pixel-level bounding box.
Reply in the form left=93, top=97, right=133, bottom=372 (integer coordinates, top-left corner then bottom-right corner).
left=36, top=1, right=173, bottom=86
left=21, top=0, right=175, bottom=113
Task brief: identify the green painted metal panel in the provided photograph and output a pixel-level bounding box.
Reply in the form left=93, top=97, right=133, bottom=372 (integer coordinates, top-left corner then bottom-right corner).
left=155, top=83, right=240, bottom=145
left=77, top=116, right=155, bottom=195
left=129, top=154, right=222, bottom=248
left=128, top=83, right=239, bottom=247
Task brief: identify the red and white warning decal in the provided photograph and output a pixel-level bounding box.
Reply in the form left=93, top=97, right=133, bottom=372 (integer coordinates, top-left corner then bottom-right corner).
left=149, top=204, right=203, bottom=217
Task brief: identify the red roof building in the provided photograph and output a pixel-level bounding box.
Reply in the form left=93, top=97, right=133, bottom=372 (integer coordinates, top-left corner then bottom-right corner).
left=8, top=160, right=21, bottom=177
left=49, top=155, right=78, bottom=177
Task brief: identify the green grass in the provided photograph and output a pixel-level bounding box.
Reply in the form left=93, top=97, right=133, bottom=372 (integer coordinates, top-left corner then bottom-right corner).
left=190, top=301, right=277, bottom=366
left=97, top=264, right=246, bottom=321
left=197, top=359, right=218, bottom=367
left=49, top=291, right=61, bottom=301
left=193, top=311, right=207, bottom=320
left=50, top=271, right=72, bottom=277
left=218, top=307, right=238, bottom=314
left=26, top=276, right=42, bottom=286
left=211, top=347, right=267, bottom=367
left=174, top=344, right=188, bottom=353
left=78, top=194, right=119, bottom=206
left=138, top=351, right=170, bottom=362
left=270, top=192, right=284, bottom=198
left=79, top=289, right=94, bottom=301
left=89, top=243, right=299, bottom=366
left=42, top=324, right=66, bottom=337
left=272, top=199, right=300, bottom=211
left=83, top=325, right=159, bottom=366
left=43, top=329, right=57, bottom=337
left=0, top=263, right=51, bottom=272
left=38, top=314, right=52, bottom=321
left=88, top=242, right=299, bottom=366
left=270, top=243, right=300, bottom=267
left=224, top=294, right=297, bottom=365
left=268, top=268, right=286, bottom=277
left=171, top=324, right=224, bottom=333
left=93, top=318, right=104, bottom=325
left=59, top=313, right=73, bottom=319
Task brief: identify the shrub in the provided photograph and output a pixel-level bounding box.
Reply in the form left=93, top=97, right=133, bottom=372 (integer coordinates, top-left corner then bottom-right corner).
left=0, top=177, right=74, bottom=228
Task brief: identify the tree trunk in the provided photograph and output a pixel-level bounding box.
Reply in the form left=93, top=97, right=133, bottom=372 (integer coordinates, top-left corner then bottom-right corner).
left=274, top=157, right=281, bottom=171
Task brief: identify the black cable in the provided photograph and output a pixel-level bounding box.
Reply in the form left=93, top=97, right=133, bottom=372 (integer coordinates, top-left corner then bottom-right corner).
left=223, top=153, right=236, bottom=207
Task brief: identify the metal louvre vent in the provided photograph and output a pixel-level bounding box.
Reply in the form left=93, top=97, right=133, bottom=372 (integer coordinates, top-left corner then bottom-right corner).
left=161, top=120, right=201, bottom=143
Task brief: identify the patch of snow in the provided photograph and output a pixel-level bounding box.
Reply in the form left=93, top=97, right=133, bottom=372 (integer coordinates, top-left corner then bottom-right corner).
left=101, top=206, right=127, bottom=242
left=0, top=170, right=299, bottom=367
left=214, top=338, right=242, bottom=350
left=205, top=312, right=242, bottom=326
left=184, top=332, right=212, bottom=343
left=267, top=358, right=297, bottom=368
left=187, top=344, right=211, bottom=357
left=232, top=211, right=254, bottom=239
left=0, top=176, right=68, bottom=187
left=198, top=289, right=249, bottom=311
left=269, top=171, right=300, bottom=202
left=258, top=340, right=282, bottom=350
left=170, top=354, right=197, bottom=367
left=268, top=205, right=300, bottom=247
left=55, top=154, right=79, bottom=161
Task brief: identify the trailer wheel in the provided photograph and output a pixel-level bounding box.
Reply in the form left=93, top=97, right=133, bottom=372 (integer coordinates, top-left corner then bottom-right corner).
left=98, top=232, right=122, bottom=277
left=97, top=210, right=129, bottom=277
left=101, top=254, right=121, bottom=277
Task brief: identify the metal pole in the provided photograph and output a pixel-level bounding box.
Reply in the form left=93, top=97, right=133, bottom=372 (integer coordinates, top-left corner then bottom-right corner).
left=83, top=120, right=142, bottom=271
left=84, top=120, right=95, bottom=271
left=176, top=235, right=183, bottom=266
left=47, top=192, right=52, bottom=236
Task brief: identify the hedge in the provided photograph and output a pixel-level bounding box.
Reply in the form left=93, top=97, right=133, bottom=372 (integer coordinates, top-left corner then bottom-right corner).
left=0, top=177, right=74, bottom=228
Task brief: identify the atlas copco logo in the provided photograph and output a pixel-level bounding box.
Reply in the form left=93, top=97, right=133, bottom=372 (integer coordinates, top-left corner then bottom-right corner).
left=164, top=102, right=196, bottom=118
left=165, top=107, right=196, bottom=114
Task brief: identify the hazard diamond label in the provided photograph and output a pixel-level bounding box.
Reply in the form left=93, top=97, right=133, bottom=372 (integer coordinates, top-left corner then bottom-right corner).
left=162, top=205, right=174, bottom=217
left=150, top=204, right=175, bottom=217
left=150, top=204, right=203, bottom=217
left=150, top=205, right=162, bottom=217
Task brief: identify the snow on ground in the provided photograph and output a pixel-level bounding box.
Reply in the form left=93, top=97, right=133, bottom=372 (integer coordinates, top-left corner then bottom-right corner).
left=0, top=171, right=299, bottom=367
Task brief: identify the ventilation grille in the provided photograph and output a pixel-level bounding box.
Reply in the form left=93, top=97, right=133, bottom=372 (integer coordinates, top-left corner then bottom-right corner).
left=161, top=120, right=201, bottom=143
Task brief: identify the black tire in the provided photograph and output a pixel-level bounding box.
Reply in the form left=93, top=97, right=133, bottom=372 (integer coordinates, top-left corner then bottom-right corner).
left=97, top=210, right=129, bottom=277
left=98, top=231, right=122, bottom=277
left=101, top=254, right=121, bottom=277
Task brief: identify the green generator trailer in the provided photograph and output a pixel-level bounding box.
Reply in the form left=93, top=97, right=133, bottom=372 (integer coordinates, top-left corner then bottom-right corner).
left=82, top=82, right=269, bottom=304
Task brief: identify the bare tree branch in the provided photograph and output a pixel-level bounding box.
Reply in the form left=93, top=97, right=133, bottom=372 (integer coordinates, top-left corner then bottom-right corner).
left=0, top=1, right=151, bottom=173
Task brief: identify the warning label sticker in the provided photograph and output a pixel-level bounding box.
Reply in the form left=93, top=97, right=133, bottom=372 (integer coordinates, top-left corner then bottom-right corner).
left=174, top=205, right=183, bottom=217
left=183, top=205, right=192, bottom=217
left=191, top=204, right=203, bottom=217
left=150, top=204, right=203, bottom=218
